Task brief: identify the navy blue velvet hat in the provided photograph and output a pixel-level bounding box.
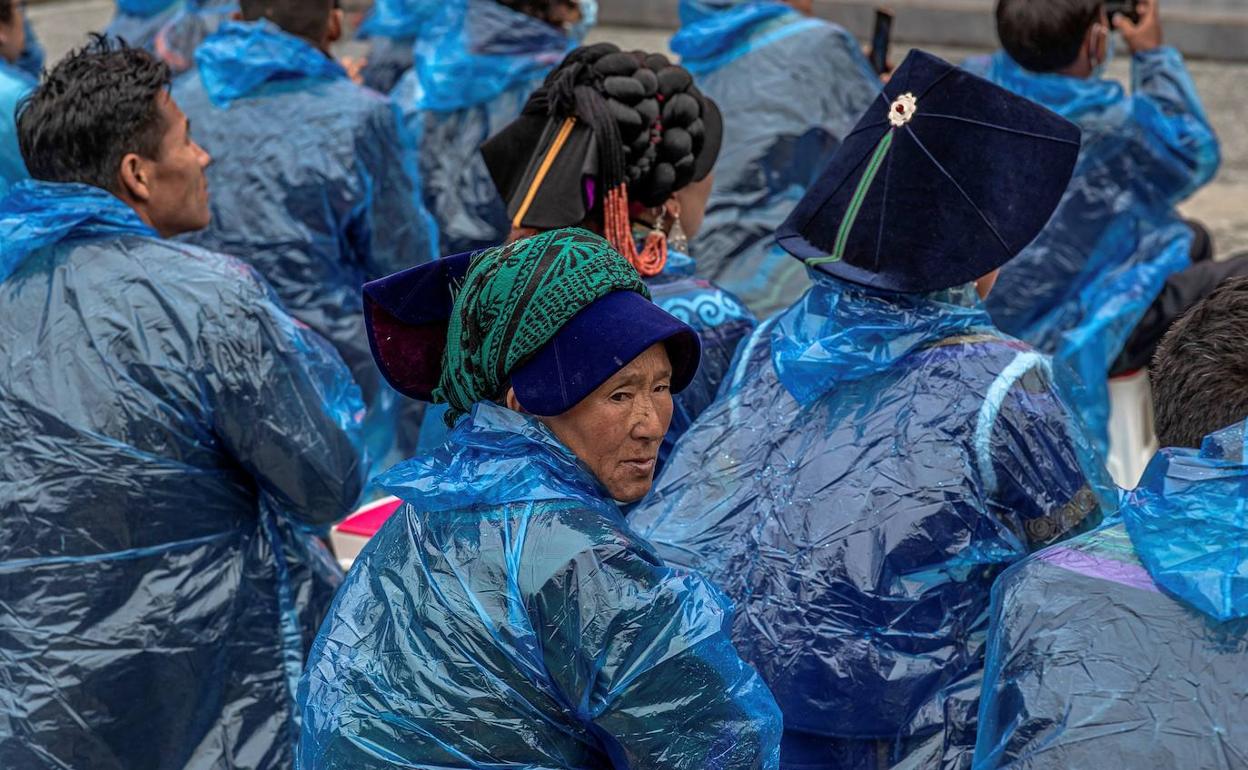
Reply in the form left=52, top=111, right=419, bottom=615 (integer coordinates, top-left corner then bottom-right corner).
left=776, top=49, right=1082, bottom=294
left=364, top=257, right=701, bottom=415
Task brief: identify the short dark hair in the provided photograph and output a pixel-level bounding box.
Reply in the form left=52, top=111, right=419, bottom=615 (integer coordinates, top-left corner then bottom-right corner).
left=996, top=0, right=1103, bottom=73
left=239, top=0, right=334, bottom=44
left=0, top=0, right=15, bottom=26
left=497, top=0, right=577, bottom=26
left=17, top=35, right=171, bottom=193
left=1151, top=277, right=1248, bottom=449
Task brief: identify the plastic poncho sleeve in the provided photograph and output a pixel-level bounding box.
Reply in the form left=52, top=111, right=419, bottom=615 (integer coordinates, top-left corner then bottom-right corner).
left=1131, top=47, right=1220, bottom=205
left=346, top=99, right=438, bottom=280
left=982, top=356, right=1107, bottom=550
left=202, top=273, right=366, bottom=528
left=530, top=533, right=782, bottom=769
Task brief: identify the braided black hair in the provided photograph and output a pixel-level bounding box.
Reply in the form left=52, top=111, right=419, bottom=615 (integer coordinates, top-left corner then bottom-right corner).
left=532, top=42, right=712, bottom=208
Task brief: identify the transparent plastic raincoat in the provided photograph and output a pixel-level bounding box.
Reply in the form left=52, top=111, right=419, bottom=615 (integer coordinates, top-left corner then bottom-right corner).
left=631, top=271, right=1110, bottom=770
left=974, top=419, right=1248, bottom=769
left=298, top=401, right=783, bottom=769
left=0, top=61, right=32, bottom=197
left=395, top=0, right=586, bottom=255
left=106, top=0, right=183, bottom=49
left=356, top=0, right=437, bottom=94
left=152, top=0, right=238, bottom=75
left=175, top=20, right=438, bottom=471
left=0, top=181, right=366, bottom=769
left=964, top=49, right=1220, bottom=453
left=673, top=0, right=880, bottom=318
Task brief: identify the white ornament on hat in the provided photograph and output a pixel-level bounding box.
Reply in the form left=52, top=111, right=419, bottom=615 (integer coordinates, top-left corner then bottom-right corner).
left=889, top=92, right=918, bottom=128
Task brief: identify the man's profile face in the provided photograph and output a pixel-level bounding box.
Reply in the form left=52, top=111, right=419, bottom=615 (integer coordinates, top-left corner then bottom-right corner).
left=142, top=93, right=213, bottom=238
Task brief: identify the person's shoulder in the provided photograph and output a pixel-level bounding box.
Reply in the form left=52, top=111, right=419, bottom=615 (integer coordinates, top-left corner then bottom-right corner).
left=140, top=238, right=274, bottom=305
left=518, top=500, right=663, bottom=589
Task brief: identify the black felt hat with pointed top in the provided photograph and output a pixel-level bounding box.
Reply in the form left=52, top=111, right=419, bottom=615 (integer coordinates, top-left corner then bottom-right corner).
left=776, top=49, right=1082, bottom=294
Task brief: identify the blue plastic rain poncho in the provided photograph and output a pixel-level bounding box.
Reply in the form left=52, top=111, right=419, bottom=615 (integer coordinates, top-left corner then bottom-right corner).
left=298, top=401, right=783, bottom=769
left=673, top=0, right=880, bottom=318
left=106, top=0, right=183, bottom=49
left=974, top=419, right=1248, bottom=769
left=0, top=181, right=366, bottom=768
left=356, top=0, right=437, bottom=94
left=395, top=0, right=583, bottom=256
left=0, top=61, right=32, bottom=197
left=964, top=48, right=1220, bottom=455
left=414, top=248, right=757, bottom=463
left=175, top=20, right=438, bottom=472
left=631, top=272, right=1110, bottom=770
left=152, top=0, right=239, bottom=75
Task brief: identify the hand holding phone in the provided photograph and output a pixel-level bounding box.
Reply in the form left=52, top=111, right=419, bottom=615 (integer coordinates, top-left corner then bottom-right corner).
left=1113, top=0, right=1163, bottom=53
left=870, top=8, right=894, bottom=77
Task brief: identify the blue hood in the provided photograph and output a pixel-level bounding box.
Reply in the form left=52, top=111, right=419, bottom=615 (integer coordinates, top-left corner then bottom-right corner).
left=195, top=20, right=346, bottom=107
left=1124, top=419, right=1248, bottom=621
left=673, top=1, right=806, bottom=67
left=966, top=50, right=1125, bottom=121
left=0, top=181, right=157, bottom=281
left=770, top=271, right=997, bottom=405
left=358, top=0, right=438, bottom=39
left=377, top=401, right=608, bottom=514
left=413, top=0, right=572, bottom=112
left=116, top=0, right=179, bottom=17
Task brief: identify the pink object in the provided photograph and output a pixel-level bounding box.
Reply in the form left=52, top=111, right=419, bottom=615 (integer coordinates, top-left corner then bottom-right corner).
left=337, top=496, right=403, bottom=537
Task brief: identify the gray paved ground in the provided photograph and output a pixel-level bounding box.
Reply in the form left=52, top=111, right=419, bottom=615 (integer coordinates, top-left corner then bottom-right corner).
left=26, top=3, right=1248, bottom=255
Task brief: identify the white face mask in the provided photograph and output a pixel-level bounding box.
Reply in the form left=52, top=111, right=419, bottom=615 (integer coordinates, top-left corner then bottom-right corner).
left=1090, top=22, right=1115, bottom=78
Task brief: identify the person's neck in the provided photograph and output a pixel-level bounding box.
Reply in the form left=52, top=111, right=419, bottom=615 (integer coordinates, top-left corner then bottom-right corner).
left=1058, top=56, right=1094, bottom=79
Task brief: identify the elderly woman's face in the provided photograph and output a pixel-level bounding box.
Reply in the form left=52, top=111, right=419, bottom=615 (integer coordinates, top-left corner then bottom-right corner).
left=538, top=343, right=674, bottom=502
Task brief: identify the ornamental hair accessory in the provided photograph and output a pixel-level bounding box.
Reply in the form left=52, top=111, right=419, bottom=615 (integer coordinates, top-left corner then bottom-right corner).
left=888, top=93, right=918, bottom=128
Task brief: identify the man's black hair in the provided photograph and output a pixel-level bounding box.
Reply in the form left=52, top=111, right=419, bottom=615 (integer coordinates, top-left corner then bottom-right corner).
left=1151, top=277, right=1248, bottom=449
left=17, top=35, right=171, bottom=193
left=996, top=0, right=1103, bottom=73
left=497, top=0, right=577, bottom=26
left=239, top=0, right=335, bottom=44
left=0, top=0, right=14, bottom=26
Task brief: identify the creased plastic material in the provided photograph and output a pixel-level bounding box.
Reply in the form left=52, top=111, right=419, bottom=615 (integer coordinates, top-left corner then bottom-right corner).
left=674, top=0, right=880, bottom=317
left=152, top=0, right=238, bottom=75
left=175, top=20, right=438, bottom=472
left=0, top=180, right=366, bottom=769
left=411, top=249, right=755, bottom=464
left=395, top=0, right=583, bottom=255
left=298, top=401, right=783, bottom=769
left=356, top=0, right=436, bottom=93
left=0, top=61, right=32, bottom=199
left=631, top=270, right=1111, bottom=769
left=974, top=419, right=1248, bottom=769
left=965, top=48, right=1219, bottom=455
left=106, top=0, right=183, bottom=49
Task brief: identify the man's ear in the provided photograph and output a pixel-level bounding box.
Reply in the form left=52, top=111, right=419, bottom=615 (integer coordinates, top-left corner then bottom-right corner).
left=326, top=9, right=344, bottom=47
left=230, top=10, right=243, bottom=21
left=118, top=153, right=152, bottom=204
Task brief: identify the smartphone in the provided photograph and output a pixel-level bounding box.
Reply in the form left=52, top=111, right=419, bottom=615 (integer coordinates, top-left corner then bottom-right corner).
left=1104, top=0, right=1140, bottom=24
left=870, top=8, right=894, bottom=76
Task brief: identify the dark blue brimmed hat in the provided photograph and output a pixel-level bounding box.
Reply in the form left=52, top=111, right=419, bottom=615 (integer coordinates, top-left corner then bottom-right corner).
left=363, top=254, right=701, bottom=416
left=777, top=49, right=1082, bottom=294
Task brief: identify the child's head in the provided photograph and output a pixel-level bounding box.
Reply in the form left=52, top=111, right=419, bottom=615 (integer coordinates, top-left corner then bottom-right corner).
left=1151, top=277, right=1248, bottom=449
left=996, top=0, right=1109, bottom=74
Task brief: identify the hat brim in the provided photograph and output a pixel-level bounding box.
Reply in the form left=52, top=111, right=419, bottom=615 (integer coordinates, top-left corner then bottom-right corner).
left=363, top=252, right=475, bottom=402
left=511, top=291, right=702, bottom=417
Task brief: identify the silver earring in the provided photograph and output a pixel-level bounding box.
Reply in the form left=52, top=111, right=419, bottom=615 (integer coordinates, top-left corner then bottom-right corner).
left=668, top=213, right=689, bottom=253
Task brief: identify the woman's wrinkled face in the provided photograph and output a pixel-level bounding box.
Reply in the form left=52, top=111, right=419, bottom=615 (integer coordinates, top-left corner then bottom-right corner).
left=539, top=343, right=674, bottom=503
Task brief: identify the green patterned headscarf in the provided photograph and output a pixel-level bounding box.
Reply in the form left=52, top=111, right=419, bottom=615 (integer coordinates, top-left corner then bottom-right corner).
left=436, top=227, right=649, bottom=421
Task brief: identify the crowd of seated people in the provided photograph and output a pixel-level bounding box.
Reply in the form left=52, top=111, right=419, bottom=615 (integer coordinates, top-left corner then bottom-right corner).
left=0, top=1, right=1244, bottom=769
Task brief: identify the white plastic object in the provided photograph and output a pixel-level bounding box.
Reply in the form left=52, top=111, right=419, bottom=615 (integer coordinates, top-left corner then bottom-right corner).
left=1106, top=369, right=1159, bottom=490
